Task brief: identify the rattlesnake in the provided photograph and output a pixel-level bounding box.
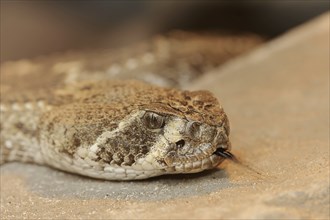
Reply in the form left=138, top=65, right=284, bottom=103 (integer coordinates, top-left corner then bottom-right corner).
left=0, top=31, right=262, bottom=180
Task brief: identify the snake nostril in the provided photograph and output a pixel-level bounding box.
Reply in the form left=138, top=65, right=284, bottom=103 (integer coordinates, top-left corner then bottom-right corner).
left=176, top=140, right=185, bottom=148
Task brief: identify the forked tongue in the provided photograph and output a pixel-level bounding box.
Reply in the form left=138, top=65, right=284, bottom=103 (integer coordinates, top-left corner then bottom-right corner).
left=214, top=148, right=263, bottom=177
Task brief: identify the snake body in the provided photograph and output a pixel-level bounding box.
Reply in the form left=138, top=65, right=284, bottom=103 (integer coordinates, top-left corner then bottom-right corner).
left=0, top=31, right=261, bottom=180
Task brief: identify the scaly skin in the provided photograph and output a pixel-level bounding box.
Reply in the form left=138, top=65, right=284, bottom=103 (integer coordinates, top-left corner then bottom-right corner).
left=0, top=31, right=255, bottom=180
left=1, top=80, right=231, bottom=180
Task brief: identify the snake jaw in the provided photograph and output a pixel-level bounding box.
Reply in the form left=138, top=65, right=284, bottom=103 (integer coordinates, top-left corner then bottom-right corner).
left=169, top=154, right=224, bottom=173
left=161, top=124, right=231, bottom=173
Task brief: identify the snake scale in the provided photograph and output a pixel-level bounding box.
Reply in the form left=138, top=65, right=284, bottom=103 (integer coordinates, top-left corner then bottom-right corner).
left=0, top=31, right=262, bottom=180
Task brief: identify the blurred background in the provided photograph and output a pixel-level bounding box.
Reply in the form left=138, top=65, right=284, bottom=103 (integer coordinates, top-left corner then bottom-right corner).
left=1, top=1, right=329, bottom=62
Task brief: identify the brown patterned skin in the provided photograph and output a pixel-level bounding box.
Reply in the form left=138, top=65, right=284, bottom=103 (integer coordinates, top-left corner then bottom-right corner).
left=1, top=31, right=263, bottom=89
left=1, top=80, right=231, bottom=180
left=0, top=31, right=249, bottom=180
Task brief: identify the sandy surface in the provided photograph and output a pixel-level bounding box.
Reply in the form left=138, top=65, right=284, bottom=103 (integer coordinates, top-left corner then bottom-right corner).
left=1, top=13, right=329, bottom=219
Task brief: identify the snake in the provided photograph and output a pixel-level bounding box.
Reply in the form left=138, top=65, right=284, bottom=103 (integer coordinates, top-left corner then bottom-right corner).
left=0, top=31, right=262, bottom=180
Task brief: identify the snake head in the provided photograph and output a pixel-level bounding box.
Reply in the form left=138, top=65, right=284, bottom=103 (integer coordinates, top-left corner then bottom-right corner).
left=49, top=81, right=232, bottom=180
left=131, top=90, right=231, bottom=174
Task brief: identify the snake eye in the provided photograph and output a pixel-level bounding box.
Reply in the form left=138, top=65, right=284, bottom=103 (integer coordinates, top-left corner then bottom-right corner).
left=143, top=112, right=165, bottom=129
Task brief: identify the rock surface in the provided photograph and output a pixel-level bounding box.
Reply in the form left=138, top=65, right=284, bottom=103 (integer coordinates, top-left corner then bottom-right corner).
left=1, top=13, right=329, bottom=219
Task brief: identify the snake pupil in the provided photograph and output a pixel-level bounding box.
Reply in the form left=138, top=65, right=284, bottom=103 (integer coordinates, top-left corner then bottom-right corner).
left=143, top=112, right=165, bottom=129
